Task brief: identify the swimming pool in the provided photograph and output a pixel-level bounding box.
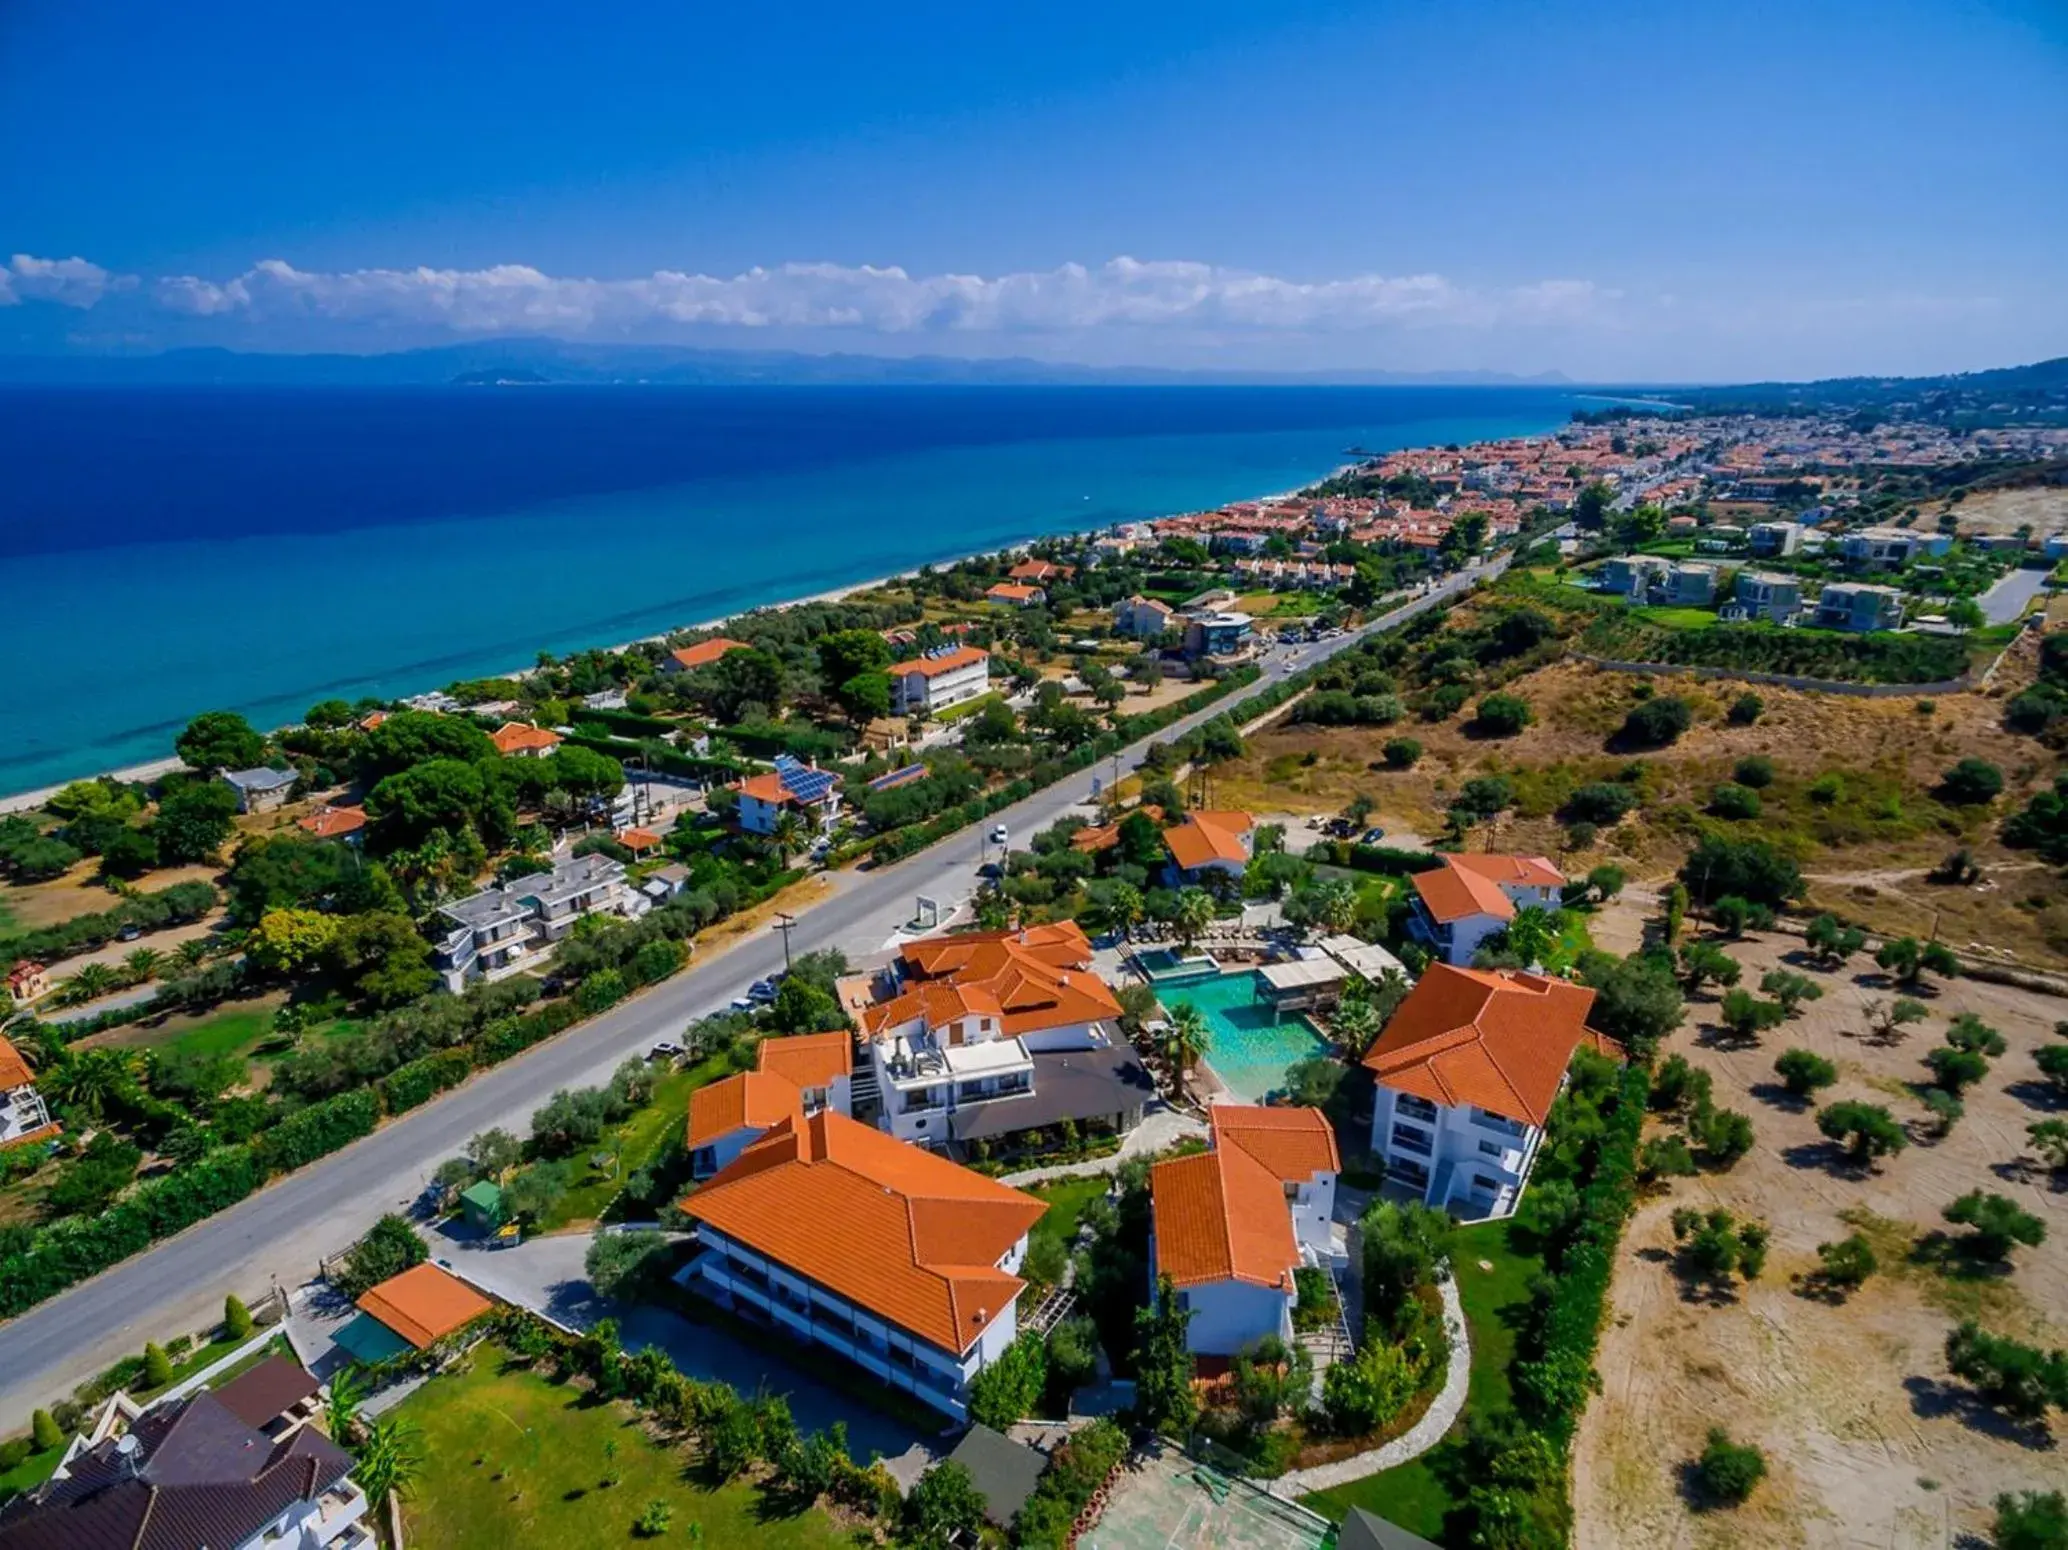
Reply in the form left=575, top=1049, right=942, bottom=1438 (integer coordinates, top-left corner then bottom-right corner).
left=1160, top=970, right=1328, bottom=1103
left=1134, top=947, right=1221, bottom=985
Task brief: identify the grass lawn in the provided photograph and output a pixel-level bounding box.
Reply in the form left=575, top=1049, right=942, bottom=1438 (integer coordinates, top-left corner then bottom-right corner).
left=0, top=1445, right=62, bottom=1503
left=395, top=1344, right=856, bottom=1550
left=1027, top=1176, right=1107, bottom=1268
left=202, top=1333, right=298, bottom=1390
left=935, top=690, right=1007, bottom=725
left=541, top=1054, right=732, bottom=1229
left=1301, top=1218, right=1544, bottom=1540
left=1629, top=603, right=1724, bottom=631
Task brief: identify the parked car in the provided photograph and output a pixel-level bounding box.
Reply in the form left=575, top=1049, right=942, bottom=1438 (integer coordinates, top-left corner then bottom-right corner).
left=116, top=924, right=143, bottom=942
left=648, top=1041, right=685, bottom=1062
left=729, top=995, right=758, bottom=1012
left=1360, top=826, right=1387, bottom=845
left=747, top=977, right=781, bottom=1004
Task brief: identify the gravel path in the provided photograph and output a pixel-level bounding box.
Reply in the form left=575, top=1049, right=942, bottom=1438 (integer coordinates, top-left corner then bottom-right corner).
left=1266, top=1275, right=1470, bottom=1497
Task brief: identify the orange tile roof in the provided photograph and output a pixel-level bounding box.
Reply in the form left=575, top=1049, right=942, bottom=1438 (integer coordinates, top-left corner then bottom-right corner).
left=1409, top=852, right=1561, bottom=925
left=296, top=805, right=366, bottom=839
left=736, top=770, right=790, bottom=806
left=866, top=924, right=1122, bottom=1040
left=356, top=1262, right=494, bottom=1349
left=1363, top=965, right=1612, bottom=1128
left=617, top=826, right=662, bottom=852
left=1163, top=811, right=1253, bottom=871
left=0, top=1035, right=35, bottom=1092
left=689, top=1070, right=805, bottom=1149
left=682, top=1110, right=1044, bottom=1353
left=489, top=721, right=563, bottom=756
left=888, top=645, right=990, bottom=679
left=754, top=1030, right=854, bottom=1092
left=669, top=637, right=752, bottom=671
left=986, top=583, right=1043, bottom=603
left=1151, top=1143, right=1299, bottom=1291
left=1210, top=1104, right=1340, bottom=1181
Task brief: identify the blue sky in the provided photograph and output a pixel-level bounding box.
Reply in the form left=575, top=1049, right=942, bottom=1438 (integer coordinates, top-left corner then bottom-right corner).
left=2, top=0, right=2064, bottom=379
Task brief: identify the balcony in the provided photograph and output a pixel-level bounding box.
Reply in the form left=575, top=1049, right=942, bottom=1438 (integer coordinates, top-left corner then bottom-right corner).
left=901, top=1092, right=946, bottom=1115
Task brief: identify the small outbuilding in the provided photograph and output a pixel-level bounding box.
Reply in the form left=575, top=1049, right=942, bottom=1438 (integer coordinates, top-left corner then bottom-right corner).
left=943, top=1423, right=1049, bottom=1529
left=459, top=1179, right=506, bottom=1234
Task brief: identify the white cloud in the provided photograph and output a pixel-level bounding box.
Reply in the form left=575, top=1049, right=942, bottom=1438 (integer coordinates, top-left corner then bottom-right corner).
left=4, top=254, right=131, bottom=308
left=132, top=254, right=1613, bottom=337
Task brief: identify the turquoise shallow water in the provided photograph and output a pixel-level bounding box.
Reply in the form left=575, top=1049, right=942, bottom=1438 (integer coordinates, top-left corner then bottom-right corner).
left=1162, top=970, right=1327, bottom=1103
left=0, top=384, right=1576, bottom=793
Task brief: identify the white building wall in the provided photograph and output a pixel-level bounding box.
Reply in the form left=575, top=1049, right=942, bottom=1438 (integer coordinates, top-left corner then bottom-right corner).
left=1287, top=1172, right=1337, bottom=1259
left=1169, top=1273, right=1294, bottom=1357
left=1369, top=1086, right=1542, bottom=1218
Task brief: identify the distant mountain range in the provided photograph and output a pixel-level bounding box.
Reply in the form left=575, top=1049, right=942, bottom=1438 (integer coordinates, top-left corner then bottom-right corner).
left=0, top=338, right=1574, bottom=388
left=0, top=343, right=2061, bottom=417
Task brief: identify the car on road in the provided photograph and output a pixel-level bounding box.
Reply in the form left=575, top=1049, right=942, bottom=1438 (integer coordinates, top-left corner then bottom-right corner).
left=987, top=823, right=1009, bottom=846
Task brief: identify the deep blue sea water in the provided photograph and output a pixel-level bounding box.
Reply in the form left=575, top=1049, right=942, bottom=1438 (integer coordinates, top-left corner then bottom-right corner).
left=0, top=384, right=1578, bottom=793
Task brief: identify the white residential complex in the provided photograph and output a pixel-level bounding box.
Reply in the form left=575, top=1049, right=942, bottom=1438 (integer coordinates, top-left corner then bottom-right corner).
left=430, top=852, right=633, bottom=992
left=888, top=644, right=992, bottom=715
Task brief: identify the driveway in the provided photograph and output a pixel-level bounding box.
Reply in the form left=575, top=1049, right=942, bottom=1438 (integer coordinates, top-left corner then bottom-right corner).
left=1978, top=565, right=2049, bottom=626
left=437, top=1226, right=935, bottom=1487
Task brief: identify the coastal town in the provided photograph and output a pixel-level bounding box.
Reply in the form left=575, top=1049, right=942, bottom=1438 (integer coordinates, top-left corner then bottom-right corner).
left=3, top=381, right=2067, bottom=1550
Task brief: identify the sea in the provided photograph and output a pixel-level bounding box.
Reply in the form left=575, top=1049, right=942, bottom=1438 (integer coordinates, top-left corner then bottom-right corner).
left=0, top=383, right=1580, bottom=796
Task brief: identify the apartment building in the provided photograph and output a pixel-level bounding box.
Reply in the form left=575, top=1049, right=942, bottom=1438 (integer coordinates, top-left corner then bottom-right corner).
left=679, top=1109, right=1044, bottom=1421
left=430, top=852, right=632, bottom=992
left=1725, top=570, right=1804, bottom=624
left=887, top=644, right=991, bottom=716
left=1748, top=520, right=1805, bottom=557
left=688, top=1031, right=854, bottom=1178
left=1364, top=965, right=1619, bottom=1218
left=1815, top=582, right=1907, bottom=632
left=1406, top=853, right=1565, bottom=967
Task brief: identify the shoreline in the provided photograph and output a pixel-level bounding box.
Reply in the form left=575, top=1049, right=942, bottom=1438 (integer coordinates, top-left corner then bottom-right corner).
left=0, top=523, right=1077, bottom=812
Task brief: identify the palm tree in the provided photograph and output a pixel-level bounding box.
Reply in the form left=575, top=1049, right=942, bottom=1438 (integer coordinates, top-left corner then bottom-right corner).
left=325, top=1367, right=365, bottom=1444
left=121, top=947, right=163, bottom=986
left=770, top=811, right=807, bottom=867
left=1332, top=997, right=1381, bottom=1058
left=1315, top=878, right=1359, bottom=936
left=173, top=938, right=212, bottom=972
left=1172, top=887, right=1215, bottom=951
left=1107, top=882, right=1145, bottom=937
left=1164, top=1002, right=1209, bottom=1090
left=47, top=1049, right=126, bottom=1120
left=60, top=962, right=119, bottom=1006
left=354, top=1414, right=426, bottom=1509
left=1505, top=906, right=1559, bottom=968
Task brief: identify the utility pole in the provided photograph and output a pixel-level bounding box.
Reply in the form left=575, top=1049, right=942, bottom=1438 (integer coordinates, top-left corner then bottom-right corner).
left=771, top=911, right=797, bottom=974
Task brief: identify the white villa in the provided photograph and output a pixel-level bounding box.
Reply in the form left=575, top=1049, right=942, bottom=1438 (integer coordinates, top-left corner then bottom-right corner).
left=430, top=851, right=633, bottom=992
left=848, top=923, right=1151, bottom=1154
left=1406, top=853, right=1565, bottom=967
left=0, top=1036, right=57, bottom=1151
left=1364, top=965, right=1619, bottom=1218
left=1148, top=1104, right=1341, bottom=1356
left=734, top=755, right=844, bottom=836
left=888, top=644, right=992, bottom=716
left=678, top=1109, right=1045, bottom=1421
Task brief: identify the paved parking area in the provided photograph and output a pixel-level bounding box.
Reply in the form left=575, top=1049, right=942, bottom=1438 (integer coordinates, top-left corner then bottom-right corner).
left=1084, top=1440, right=1333, bottom=1550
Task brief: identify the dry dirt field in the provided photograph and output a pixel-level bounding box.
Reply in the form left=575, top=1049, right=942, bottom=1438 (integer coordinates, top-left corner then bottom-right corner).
left=1934, top=485, right=2068, bottom=537
left=1573, top=920, right=2068, bottom=1549
left=1216, top=651, right=2068, bottom=969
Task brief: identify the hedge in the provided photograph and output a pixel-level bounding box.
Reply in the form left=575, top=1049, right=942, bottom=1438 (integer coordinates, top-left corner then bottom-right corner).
left=562, top=732, right=746, bottom=782
left=1303, top=840, right=1445, bottom=876
left=254, top=1088, right=380, bottom=1174
left=1012, top=1417, right=1129, bottom=1548
left=379, top=1048, right=475, bottom=1114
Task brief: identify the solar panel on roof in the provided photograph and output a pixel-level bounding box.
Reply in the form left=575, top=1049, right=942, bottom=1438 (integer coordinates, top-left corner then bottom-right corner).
left=777, top=761, right=839, bottom=803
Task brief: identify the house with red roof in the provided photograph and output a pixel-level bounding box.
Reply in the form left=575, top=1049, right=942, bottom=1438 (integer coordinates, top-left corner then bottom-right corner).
left=1363, top=965, right=1619, bottom=1218
left=985, top=582, right=1046, bottom=608
left=488, top=721, right=563, bottom=758
left=852, top=924, right=1149, bottom=1153
left=887, top=644, right=990, bottom=716
left=732, top=755, right=843, bottom=837
left=677, top=1109, right=1045, bottom=1421
left=661, top=637, right=753, bottom=674
left=687, top=1030, right=854, bottom=1178
left=1148, top=1103, right=1340, bottom=1355
left=1160, top=810, right=1256, bottom=884
left=1406, top=852, right=1565, bottom=966
left=295, top=805, right=367, bottom=843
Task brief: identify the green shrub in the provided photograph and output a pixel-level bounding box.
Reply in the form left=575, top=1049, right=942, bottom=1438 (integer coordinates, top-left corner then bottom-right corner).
left=1696, top=1427, right=1766, bottom=1506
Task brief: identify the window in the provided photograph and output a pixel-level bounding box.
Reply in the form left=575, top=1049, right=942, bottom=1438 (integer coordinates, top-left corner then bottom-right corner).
left=1390, top=1123, right=1432, bottom=1158
left=1473, top=1173, right=1499, bottom=1192
left=1396, top=1093, right=1439, bottom=1122
left=1478, top=1139, right=1503, bottom=1158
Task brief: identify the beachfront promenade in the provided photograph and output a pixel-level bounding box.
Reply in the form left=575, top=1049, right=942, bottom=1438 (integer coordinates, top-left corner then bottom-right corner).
left=0, top=560, right=1498, bottom=1427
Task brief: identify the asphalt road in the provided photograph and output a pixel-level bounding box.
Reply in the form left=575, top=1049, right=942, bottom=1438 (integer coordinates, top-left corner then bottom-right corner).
left=0, top=559, right=1498, bottom=1428
left=1978, top=564, right=2048, bottom=626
